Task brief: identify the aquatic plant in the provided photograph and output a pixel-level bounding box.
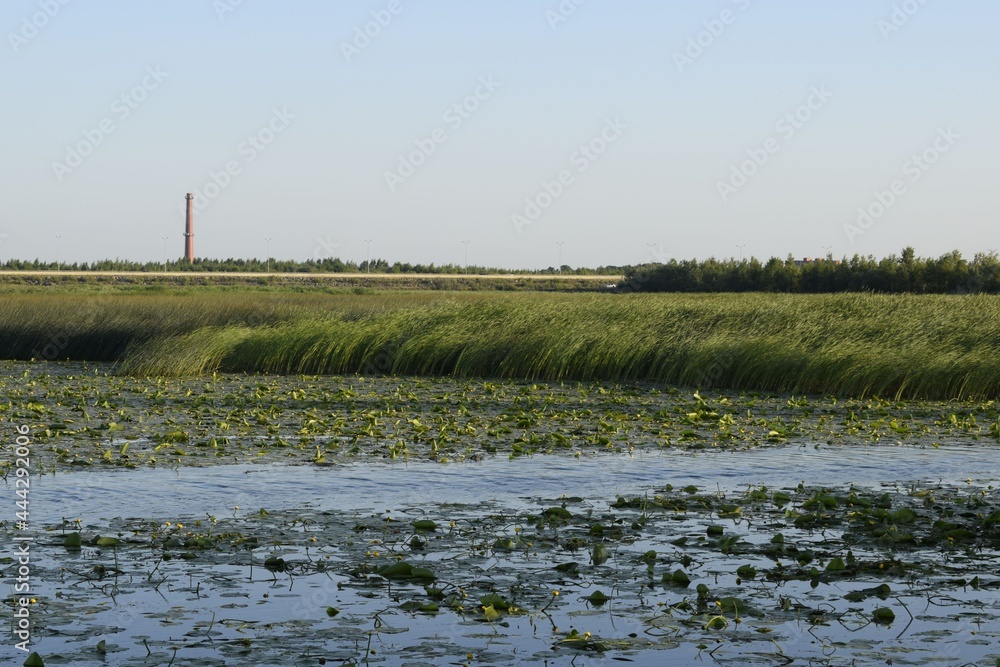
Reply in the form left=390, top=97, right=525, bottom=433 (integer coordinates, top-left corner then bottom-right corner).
left=110, top=292, right=1000, bottom=399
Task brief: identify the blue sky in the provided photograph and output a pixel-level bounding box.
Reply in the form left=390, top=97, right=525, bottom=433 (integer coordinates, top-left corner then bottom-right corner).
left=2, top=1, right=997, bottom=269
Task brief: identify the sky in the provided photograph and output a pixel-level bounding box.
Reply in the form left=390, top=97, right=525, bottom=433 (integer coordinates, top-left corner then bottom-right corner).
left=1, top=0, right=997, bottom=270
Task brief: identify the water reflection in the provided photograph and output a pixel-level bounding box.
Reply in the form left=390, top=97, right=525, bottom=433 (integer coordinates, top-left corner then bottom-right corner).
left=25, top=443, right=996, bottom=523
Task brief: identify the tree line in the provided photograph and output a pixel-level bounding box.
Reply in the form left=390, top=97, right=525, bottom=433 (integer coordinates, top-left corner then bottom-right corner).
left=5, top=248, right=999, bottom=293
left=0, top=257, right=625, bottom=276
left=622, top=248, right=1000, bottom=293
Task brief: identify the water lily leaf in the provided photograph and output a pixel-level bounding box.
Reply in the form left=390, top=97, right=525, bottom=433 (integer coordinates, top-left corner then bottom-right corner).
left=718, top=535, right=741, bottom=553
left=480, top=593, right=510, bottom=611
left=263, top=556, right=286, bottom=572
left=554, top=562, right=579, bottom=574
left=482, top=604, right=500, bottom=622
left=96, top=537, right=121, bottom=547
left=586, top=590, right=610, bottom=605
left=543, top=506, right=572, bottom=521
left=717, top=597, right=744, bottom=614
left=719, top=504, right=741, bottom=517
left=592, top=543, right=610, bottom=565
left=23, top=653, right=44, bottom=667
left=826, top=557, right=847, bottom=571
left=493, top=537, right=517, bottom=550
left=326, top=607, right=339, bottom=617
left=891, top=508, right=916, bottom=524
left=705, top=615, right=728, bottom=629
left=378, top=561, right=436, bottom=581
left=63, top=532, right=82, bottom=548
left=665, top=569, right=690, bottom=586
left=873, top=607, right=895, bottom=624
left=412, top=520, right=437, bottom=531
left=944, top=528, right=977, bottom=541
left=556, top=630, right=607, bottom=652
left=378, top=562, right=412, bottom=578
left=846, top=583, right=891, bottom=602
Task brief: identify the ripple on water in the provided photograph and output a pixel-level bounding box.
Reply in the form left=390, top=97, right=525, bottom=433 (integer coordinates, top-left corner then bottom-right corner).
left=21, top=443, right=998, bottom=523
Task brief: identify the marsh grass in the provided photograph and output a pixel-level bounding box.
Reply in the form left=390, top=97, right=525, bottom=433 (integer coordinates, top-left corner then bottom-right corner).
left=3, top=291, right=999, bottom=399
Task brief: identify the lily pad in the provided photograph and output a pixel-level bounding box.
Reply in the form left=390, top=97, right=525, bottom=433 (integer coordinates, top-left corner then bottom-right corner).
left=378, top=561, right=436, bottom=581
left=586, top=590, right=610, bottom=605
left=873, top=607, right=896, bottom=624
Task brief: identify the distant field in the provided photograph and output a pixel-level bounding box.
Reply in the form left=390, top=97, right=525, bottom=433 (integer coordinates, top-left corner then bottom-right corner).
left=0, top=270, right=620, bottom=292
left=1, top=289, right=998, bottom=399
left=0, top=270, right=619, bottom=279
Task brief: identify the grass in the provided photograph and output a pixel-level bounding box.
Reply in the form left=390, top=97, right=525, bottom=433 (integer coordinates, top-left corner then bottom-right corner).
left=2, top=290, right=1000, bottom=399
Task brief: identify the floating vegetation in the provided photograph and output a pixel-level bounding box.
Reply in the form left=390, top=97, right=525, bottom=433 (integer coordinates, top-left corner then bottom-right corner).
left=4, top=362, right=1000, bottom=475
left=3, top=361, right=1000, bottom=663
left=4, top=478, right=1000, bottom=664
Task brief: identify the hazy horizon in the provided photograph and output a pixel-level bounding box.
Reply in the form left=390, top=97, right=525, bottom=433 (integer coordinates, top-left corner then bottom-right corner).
left=3, top=1, right=997, bottom=269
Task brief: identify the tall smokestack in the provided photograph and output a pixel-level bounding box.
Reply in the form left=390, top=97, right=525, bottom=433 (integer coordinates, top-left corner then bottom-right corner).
left=184, top=193, right=194, bottom=263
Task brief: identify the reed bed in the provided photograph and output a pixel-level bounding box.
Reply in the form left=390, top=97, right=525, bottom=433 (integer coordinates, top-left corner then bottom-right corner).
left=3, top=291, right=999, bottom=399
left=0, top=291, right=468, bottom=361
